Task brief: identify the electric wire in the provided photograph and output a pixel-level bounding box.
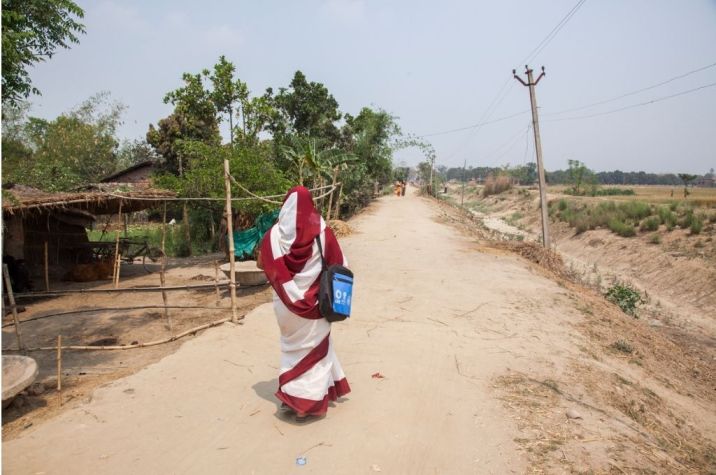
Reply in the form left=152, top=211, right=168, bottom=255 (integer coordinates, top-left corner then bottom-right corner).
left=545, top=61, right=716, bottom=116
left=418, top=109, right=529, bottom=138
left=519, top=0, right=588, bottom=66
left=546, top=81, right=716, bottom=122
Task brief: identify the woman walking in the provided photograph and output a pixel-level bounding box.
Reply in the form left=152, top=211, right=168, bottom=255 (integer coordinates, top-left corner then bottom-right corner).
left=259, top=186, right=351, bottom=420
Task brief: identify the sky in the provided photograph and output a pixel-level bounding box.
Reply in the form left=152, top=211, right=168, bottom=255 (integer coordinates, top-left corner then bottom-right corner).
left=25, top=0, right=716, bottom=174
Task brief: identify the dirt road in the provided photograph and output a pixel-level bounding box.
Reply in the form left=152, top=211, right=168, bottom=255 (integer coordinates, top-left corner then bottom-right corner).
left=3, top=188, right=711, bottom=473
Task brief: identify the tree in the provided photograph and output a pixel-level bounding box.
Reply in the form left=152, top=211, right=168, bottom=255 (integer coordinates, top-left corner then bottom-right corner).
left=2, top=0, right=85, bottom=106
left=2, top=92, right=125, bottom=190
left=567, top=159, right=594, bottom=195
left=678, top=173, right=698, bottom=198
left=270, top=71, right=341, bottom=144
left=208, top=55, right=248, bottom=145
left=147, top=73, right=220, bottom=174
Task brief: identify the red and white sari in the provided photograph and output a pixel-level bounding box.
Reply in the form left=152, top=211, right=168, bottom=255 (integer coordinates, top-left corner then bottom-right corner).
left=260, top=186, right=351, bottom=416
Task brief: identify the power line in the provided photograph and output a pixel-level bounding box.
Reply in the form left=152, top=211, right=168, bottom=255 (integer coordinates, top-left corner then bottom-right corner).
left=423, top=0, right=588, bottom=157
left=519, top=0, right=588, bottom=66
left=546, top=81, right=716, bottom=122
left=545, top=61, right=716, bottom=116
left=418, top=109, right=529, bottom=138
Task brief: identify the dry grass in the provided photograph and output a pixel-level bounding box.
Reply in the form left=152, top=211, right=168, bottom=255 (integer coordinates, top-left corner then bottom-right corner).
left=482, top=175, right=512, bottom=197
left=328, top=219, right=353, bottom=238
left=549, top=185, right=716, bottom=207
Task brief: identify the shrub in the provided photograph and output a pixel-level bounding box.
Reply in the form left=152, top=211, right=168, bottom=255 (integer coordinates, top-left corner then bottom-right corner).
left=690, top=216, right=703, bottom=235
left=605, top=283, right=644, bottom=317
left=592, top=188, right=635, bottom=196
left=639, top=216, right=660, bottom=232
left=678, top=209, right=694, bottom=229
left=558, top=199, right=568, bottom=211
left=575, top=219, right=591, bottom=234
left=657, top=206, right=677, bottom=230
left=610, top=340, right=634, bottom=354
left=649, top=233, right=661, bottom=245
left=608, top=218, right=636, bottom=237
left=618, top=201, right=652, bottom=221
left=482, top=174, right=512, bottom=197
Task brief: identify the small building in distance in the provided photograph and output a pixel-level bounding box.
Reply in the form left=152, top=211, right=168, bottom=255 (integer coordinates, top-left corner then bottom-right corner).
left=100, top=161, right=159, bottom=186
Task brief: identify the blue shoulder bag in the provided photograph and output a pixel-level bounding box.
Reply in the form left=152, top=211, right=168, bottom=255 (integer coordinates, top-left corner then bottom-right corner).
left=315, top=236, right=353, bottom=322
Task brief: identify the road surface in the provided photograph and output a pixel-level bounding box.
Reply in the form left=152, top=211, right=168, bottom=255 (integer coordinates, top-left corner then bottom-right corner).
left=4, top=188, right=587, bottom=474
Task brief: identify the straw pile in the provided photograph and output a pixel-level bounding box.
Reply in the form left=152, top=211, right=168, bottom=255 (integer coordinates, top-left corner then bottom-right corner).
left=328, top=219, right=353, bottom=238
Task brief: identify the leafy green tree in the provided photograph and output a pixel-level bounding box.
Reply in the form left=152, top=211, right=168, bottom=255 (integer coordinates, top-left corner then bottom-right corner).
left=567, top=159, right=594, bottom=195
left=208, top=55, right=248, bottom=145
left=147, top=73, right=220, bottom=175
left=270, top=71, right=341, bottom=144
left=2, top=92, right=124, bottom=190
left=2, top=0, right=85, bottom=106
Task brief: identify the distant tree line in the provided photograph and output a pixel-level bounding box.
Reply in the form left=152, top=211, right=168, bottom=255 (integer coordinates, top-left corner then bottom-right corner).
left=442, top=164, right=713, bottom=186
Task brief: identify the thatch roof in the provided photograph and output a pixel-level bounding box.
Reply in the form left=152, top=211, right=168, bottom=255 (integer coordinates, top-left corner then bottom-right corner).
left=2, top=183, right=175, bottom=216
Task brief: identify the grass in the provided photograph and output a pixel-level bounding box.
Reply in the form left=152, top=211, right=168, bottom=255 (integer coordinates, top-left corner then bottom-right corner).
left=550, top=197, right=714, bottom=239
left=611, top=340, right=634, bottom=354
left=550, top=184, right=716, bottom=206
left=640, top=216, right=660, bottom=232
left=88, top=223, right=214, bottom=257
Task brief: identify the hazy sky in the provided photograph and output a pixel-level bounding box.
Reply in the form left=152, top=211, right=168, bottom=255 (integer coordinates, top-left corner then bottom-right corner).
left=26, top=0, right=716, bottom=174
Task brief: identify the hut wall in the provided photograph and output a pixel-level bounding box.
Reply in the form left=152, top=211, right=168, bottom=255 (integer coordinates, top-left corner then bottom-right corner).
left=2, top=215, right=25, bottom=259
left=23, top=213, right=91, bottom=273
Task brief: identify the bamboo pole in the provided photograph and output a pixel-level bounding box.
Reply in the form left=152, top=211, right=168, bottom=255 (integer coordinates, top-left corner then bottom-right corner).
left=17, top=316, right=238, bottom=351
left=214, top=260, right=221, bottom=306
left=223, top=159, right=239, bottom=322
left=56, top=335, right=62, bottom=406
left=326, top=168, right=338, bottom=221
left=2, top=305, right=234, bottom=329
left=160, top=202, right=172, bottom=332
left=113, top=201, right=123, bottom=288
left=2, top=264, right=24, bottom=350
left=334, top=184, right=344, bottom=220
left=15, top=282, right=234, bottom=299
left=43, top=241, right=50, bottom=291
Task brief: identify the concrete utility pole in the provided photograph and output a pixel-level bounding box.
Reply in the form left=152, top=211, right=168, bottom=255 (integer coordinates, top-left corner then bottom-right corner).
left=513, top=65, right=551, bottom=248
left=460, top=159, right=467, bottom=207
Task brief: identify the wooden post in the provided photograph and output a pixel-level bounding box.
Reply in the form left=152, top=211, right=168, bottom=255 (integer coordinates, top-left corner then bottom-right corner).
left=214, top=260, right=221, bottom=306
left=334, top=184, right=344, bottom=220
left=182, top=203, right=192, bottom=257
left=113, top=201, right=123, bottom=288
left=326, top=168, right=338, bottom=221
left=223, top=159, right=239, bottom=322
left=56, top=335, right=62, bottom=406
left=44, top=241, right=50, bottom=291
left=2, top=264, right=24, bottom=350
left=160, top=202, right=172, bottom=332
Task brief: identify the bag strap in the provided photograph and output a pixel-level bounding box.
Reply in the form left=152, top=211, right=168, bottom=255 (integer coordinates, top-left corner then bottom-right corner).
left=315, top=234, right=327, bottom=271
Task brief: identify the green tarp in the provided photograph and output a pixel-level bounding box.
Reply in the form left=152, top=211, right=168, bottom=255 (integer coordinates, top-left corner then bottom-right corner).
left=232, top=209, right=280, bottom=260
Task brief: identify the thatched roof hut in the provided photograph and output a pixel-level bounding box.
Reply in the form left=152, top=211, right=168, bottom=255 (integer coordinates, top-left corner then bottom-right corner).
left=2, top=183, right=175, bottom=277
left=2, top=183, right=175, bottom=217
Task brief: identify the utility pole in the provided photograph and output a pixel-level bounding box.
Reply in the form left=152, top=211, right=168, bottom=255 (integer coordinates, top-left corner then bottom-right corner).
left=514, top=65, right=551, bottom=248
left=460, top=159, right=467, bottom=207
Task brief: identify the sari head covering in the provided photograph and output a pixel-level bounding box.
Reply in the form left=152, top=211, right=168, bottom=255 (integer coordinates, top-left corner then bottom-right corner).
left=260, top=186, right=345, bottom=319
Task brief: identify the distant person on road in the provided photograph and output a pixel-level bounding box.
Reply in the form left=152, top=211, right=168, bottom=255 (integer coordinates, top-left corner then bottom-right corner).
left=401, top=180, right=407, bottom=196
left=257, top=186, right=351, bottom=422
